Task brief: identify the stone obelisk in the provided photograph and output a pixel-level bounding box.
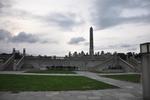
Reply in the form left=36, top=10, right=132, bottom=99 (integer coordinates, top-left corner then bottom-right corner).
left=89, top=27, right=94, bottom=56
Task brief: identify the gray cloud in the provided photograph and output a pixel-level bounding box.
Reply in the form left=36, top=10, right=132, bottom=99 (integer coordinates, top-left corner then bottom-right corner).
left=91, top=0, right=150, bottom=30
left=137, top=33, right=150, bottom=42
left=43, top=12, right=84, bottom=30
left=0, top=0, right=12, bottom=9
left=120, top=44, right=132, bottom=48
left=84, top=42, right=89, bottom=46
left=96, top=43, right=138, bottom=51
left=0, top=29, right=11, bottom=41
left=68, top=37, right=86, bottom=45
left=0, top=0, right=36, bottom=19
left=0, top=0, right=5, bottom=9
left=39, top=39, right=58, bottom=44
left=0, top=29, right=57, bottom=44
left=113, top=44, right=137, bottom=49
left=11, top=32, right=39, bottom=43
left=127, top=48, right=137, bottom=51
left=0, top=0, right=84, bottom=31
left=120, top=44, right=138, bottom=51
left=0, top=0, right=13, bottom=14
left=0, top=4, right=84, bottom=31
left=11, top=32, right=58, bottom=44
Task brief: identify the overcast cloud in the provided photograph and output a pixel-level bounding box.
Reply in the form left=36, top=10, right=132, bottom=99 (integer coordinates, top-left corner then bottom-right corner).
left=91, top=0, right=150, bottom=29
left=11, top=32, right=40, bottom=43
left=43, top=12, right=84, bottom=31
left=0, top=0, right=150, bottom=56
left=0, top=29, right=57, bottom=44
left=0, top=29, right=11, bottom=41
left=68, top=37, right=86, bottom=45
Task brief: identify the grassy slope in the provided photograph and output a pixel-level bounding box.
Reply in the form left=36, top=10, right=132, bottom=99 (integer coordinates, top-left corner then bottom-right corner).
left=102, top=74, right=141, bottom=83
left=0, top=74, right=117, bottom=91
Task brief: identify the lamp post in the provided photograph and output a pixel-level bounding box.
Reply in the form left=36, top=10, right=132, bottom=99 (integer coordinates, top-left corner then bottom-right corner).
left=140, top=42, right=150, bottom=100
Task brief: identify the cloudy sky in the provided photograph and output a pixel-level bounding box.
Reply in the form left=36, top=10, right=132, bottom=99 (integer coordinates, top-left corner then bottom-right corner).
left=0, top=0, right=150, bottom=56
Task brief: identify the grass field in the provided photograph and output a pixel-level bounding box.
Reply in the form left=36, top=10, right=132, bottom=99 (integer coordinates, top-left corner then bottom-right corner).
left=25, top=70, right=76, bottom=74
left=101, top=74, right=141, bottom=83
left=0, top=74, right=117, bottom=91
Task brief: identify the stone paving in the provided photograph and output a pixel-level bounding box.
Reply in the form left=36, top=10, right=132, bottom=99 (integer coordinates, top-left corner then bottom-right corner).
left=0, top=71, right=143, bottom=100
left=0, top=71, right=80, bottom=76
left=98, top=72, right=141, bottom=76
left=76, top=71, right=142, bottom=89
left=0, top=89, right=142, bottom=100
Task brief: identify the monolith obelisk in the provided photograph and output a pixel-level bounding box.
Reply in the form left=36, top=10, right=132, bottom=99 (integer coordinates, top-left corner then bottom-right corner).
left=89, top=27, right=94, bottom=56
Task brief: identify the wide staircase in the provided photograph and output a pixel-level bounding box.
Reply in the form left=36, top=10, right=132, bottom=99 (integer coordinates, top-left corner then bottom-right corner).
left=0, top=54, right=15, bottom=71
left=0, top=53, right=25, bottom=71
left=14, top=56, right=25, bottom=70
left=90, top=55, right=140, bottom=72
left=126, top=57, right=141, bottom=72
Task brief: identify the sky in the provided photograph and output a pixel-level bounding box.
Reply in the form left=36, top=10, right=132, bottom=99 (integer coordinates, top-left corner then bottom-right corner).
left=0, top=0, right=150, bottom=56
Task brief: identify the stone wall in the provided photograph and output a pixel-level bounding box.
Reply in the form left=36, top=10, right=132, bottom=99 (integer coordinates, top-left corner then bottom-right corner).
left=21, top=56, right=107, bottom=70
left=0, top=53, right=140, bottom=72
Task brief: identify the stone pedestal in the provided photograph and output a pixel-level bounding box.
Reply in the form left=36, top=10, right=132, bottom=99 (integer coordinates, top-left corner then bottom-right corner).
left=142, top=54, right=150, bottom=100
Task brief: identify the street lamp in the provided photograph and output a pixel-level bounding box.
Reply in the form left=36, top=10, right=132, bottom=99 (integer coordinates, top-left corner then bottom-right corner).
left=140, top=42, right=150, bottom=54
left=140, top=42, right=150, bottom=100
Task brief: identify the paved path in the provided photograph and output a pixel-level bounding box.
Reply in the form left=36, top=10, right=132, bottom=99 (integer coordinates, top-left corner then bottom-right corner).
left=0, top=89, right=142, bottom=100
left=98, top=72, right=141, bottom=76
left=0, top=71, right=80, bottom=76
left=0, top=71, right=143, bottom=100
left=76, top=71, right=142, bottom=90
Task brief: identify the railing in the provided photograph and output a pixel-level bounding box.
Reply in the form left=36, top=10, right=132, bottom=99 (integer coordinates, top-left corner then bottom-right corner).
left=91, top=56, right=138, bottom=72
left=119, top=57, right=137, bottom=72
left=126, top=57, right=141, bottom=72
left=0, top=63, right=3, bottom=70
left=15, top=56, right=25, bottom=70
left=131, top=57, right=141, bottom=62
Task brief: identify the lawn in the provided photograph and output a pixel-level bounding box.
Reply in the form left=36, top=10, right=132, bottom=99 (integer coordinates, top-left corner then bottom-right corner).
left=101, top=74, right=141, bottom=83
left=25, top=70, right=76, bottom=74
left=0, top=74, right=117, bottom=91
